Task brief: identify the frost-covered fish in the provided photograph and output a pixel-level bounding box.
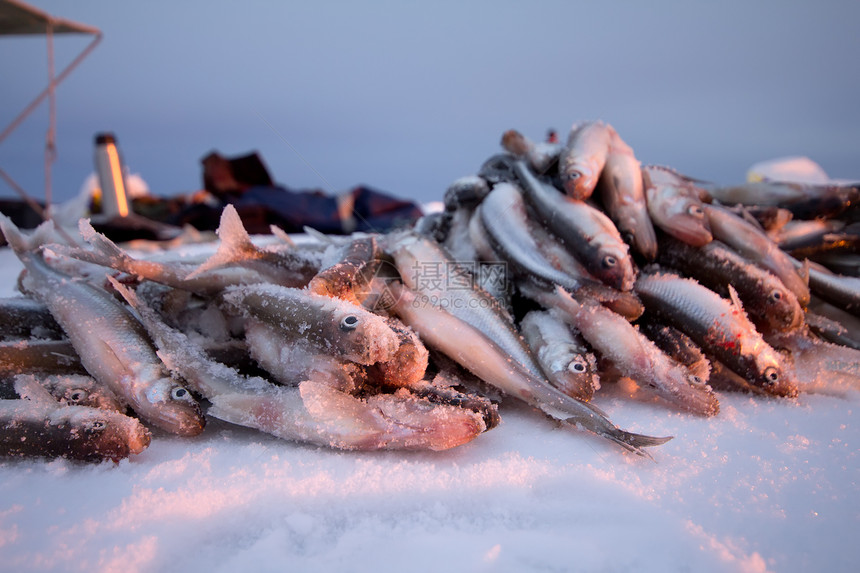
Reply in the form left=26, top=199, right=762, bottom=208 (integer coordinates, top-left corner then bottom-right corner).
left=386, top=281, right=672, bottom=456
left=0, top=339, right=86, bottom=377
left=659, top=237, right=804, bottom=333
left=634, top=271, right=798, bottom=397
left=597, top=131, right=657, bottom=260
left=220, top=283, right=401, bottom=366
left=307, top=235, right=381, bottom=305
left=0, top=215, right=205, bottom=436
left=638, top=321, right=711, bottom=385
left=384, top=230, right=542, bottom=375
left=1, top=376, right=150, bottom=462
left=109, top=277, right=484, bottom=451
left=520, top=310, right=599, bottom=401
left=642, top=165, right=712, bottom=247
left=558, top=120, right=614, bottom=200
left=766, top=328, right=860, bottom=397
left=526, top=284, right=719, bottom=416
left=0, top=297, right=64, bottom=341
left=17, top=373, right=124, bottom=412
left=703, top=203, right=810, bottom=307
left=796, top=258, right=860, bottom=317
left=514, top=159, right=636, bottom=291
left=704, top=180, right=860, bottom=220
left=51, top=206, right=321, bottom=296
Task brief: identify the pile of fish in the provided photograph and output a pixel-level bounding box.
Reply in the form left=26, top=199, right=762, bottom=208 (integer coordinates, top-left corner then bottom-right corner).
left=1, top=120, right=859, bottom=463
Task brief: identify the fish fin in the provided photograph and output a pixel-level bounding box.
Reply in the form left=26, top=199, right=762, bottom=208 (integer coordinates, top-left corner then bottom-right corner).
left=78, top=218, right=131, bottom=262
left=106, top=275, right=140, bottom=309
left=186, top=205, right=261, bottom=279
left=798, top=258, right=810, bottom=286
left=302, top=225, right=336, bottom=245
left=269, top=225, right=296, bottom=247
left=13, top=374, right=60, bottom=405
left=726, top=284, right=757, bottom=330
left=0, top=213, right=57, bottom=255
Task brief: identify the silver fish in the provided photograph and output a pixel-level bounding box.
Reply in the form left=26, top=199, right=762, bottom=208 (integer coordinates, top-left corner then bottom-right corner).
left=703, top=180, right=860, bottom=220
left=51, top=206, right=321, bottom=296
left=642, top=165, right=712, bottom=247
left=0, top=297, right=64, bottom=341
left=795, top=258, right=860, bottom=317
left=598, top=131, right=657, bottom=260
left=1, top=376, right=150, bottom=462
left=634, top=271, right=798, bottom=397
left=513, top=159, right=636, bottom=291
left=385, top=281, right=671, bottom=456
left=219, top=283, right=401, bottom=366
left=307, top=235, right=382, bottom=305
left=659, top=237, right=804, bottom=333
left=109, top=277, right=484, bottom=451
left=558, top=120, right=614, bottom=200
left=703, top=203, right=811, bottom=307
left=16, top=373, right=124, bottom=412
left=526, top=284, right=720, bottom=416
left=0, top=215, right=205, bottom=436
left=520, top=309, right=599, bottom=401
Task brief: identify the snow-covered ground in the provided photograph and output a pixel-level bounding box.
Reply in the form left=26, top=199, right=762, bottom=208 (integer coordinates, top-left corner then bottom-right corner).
left=0, top=245, right=857, bottom=573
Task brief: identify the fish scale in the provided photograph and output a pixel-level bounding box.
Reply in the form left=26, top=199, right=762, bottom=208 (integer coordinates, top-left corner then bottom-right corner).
left=634, top=272, right=798, bottom=397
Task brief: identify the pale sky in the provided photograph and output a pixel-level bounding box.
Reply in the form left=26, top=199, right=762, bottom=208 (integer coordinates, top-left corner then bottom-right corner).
left=2, top=0, right=858, bottom=205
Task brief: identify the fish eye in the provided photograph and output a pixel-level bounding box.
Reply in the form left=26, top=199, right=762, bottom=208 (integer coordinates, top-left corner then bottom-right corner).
left=687, top=205, right=704, bottom=218
left=601, top=255, right=617, bottom=269
left=569, top=359, right=587, bottom=373
left=90, top=420, right=106, bottom=431
left=171, top=386, right=191, bottom=401
left=768, top=290, right=783, bottom=303
left=67, top=389, right=89, bottom=404
left=340, top=315, right=360, bottom=331
left=763, top=366, right=780, bottom=385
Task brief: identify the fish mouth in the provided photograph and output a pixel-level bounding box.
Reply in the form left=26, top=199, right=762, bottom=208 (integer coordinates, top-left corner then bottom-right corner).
left=665, top=219, right=713, bottom=247
left=151, top=405, right=207, bottom=437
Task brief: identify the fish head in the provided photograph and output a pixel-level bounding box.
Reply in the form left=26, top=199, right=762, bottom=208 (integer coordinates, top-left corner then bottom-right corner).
left=660, top=195, right=713, bottom=247
left=315, top=303, right=400, bottom=365
left=763, top=286, right=805, bottom=332
left=61, top=385, right=125, bottom=413
left=51, top=406, right=152, bottom=461
left=141, top=378, right=206, bottom=436
left=752, top=351, right=799, bottom=398
left=592, top=246, right=636, bottom=292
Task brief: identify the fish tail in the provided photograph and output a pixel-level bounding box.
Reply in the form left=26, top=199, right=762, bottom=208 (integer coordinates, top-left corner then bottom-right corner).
left=605, top=429, right=673, bottom=459
left=0, top=212, right=56, bottom=256
left=186, top=205, right=259, bottom=279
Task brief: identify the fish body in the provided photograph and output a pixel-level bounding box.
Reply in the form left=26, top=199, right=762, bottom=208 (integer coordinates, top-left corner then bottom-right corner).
left=387, top=281, right=671, bottom=455
left=634, top=272, right=798, bottom=397
left=0, top=297, right=64, bottom=341
left=220, top=283, right=400, bottom=366
left=659, top=237, right=804, bottom=333
left=307, top=235, right=382, bottom=304
left=520, top=310, right=599, bottom=401
left=642, top=165, right=712, bottom=247
left=514, top=160, right=636, bottom=291
left=0, top=216, right=206, bottom=436
left=558, top=121, right=614, bottom=199
left=799, top=259, right=860, bottom=316
left=1, top=376, right=149, bottom=461
left=527, top=285, right=719, bottom=416
left=16, top=373, right=124, bottom=412
left=598, top=133, right=657, bottom=260
left=704, top=181, right=860, bottom=219
left=703, top=203, right=810, bottom=307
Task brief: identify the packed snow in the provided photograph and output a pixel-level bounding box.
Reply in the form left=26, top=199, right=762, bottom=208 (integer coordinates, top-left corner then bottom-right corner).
left=0, top=244, right=857, bottom=573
